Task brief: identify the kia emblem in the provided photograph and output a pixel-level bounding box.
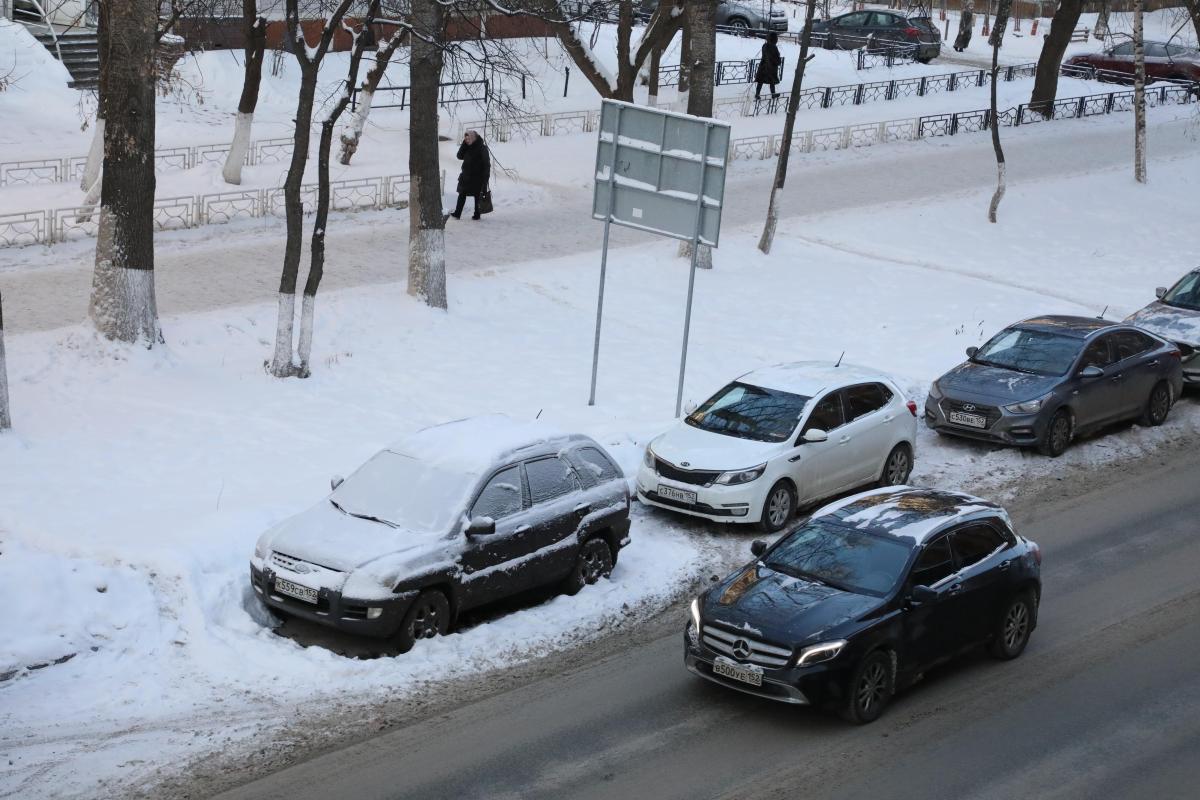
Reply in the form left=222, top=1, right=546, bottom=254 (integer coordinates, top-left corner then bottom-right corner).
left=681, top=461, right=691, bottom=467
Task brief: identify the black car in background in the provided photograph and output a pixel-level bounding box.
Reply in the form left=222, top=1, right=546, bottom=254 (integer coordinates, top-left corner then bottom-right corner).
left=926, top=316, right=1184, bottom=457
left=812, top=10, right=941, bottom=62
left=684, top=487, right=1041, bottom=723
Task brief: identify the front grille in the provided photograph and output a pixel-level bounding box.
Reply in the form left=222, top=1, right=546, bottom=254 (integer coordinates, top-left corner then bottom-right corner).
left=655, top=458, right=720, bottom=486
left=939, top=398, right=1003, bottom=428
left=702, top=624, right=792, bottom=669
left=270, top=550, right=342, bottom=575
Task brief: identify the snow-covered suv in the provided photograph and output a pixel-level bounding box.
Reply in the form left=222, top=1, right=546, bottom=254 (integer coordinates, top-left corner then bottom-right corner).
left=250, top=416, right=631, bottom=652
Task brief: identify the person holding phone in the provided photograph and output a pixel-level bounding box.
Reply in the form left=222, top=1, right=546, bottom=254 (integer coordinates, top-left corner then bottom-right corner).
left=451, top=129, right=491, bottom=220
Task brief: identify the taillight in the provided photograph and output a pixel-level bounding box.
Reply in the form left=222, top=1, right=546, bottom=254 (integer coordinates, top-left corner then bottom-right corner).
left=904, top=26, right=921, bottom=37
left=1031, top=541, right=1042, bottom=565
left=906, top=400, right=918, bottom=417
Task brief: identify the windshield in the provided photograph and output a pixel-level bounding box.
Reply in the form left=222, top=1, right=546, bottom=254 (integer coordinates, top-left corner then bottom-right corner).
left=973, top=327, right=1083, bottom=376
left=764, top=520, right=912, bottom=596
left=330, top=450, right=475, bottom=535
left=686, top=382, right=810, bottom=443
left=1162, top=272, right=1200, bottom=312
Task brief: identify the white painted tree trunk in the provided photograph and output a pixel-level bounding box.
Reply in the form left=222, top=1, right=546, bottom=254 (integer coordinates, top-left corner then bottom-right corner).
left=296, top=293, right=316, bottom=375
left=270, top=292, right=297, bottom=375
left=90, top=208, right=162, bottom=344
left=77, top=175, right=102, bottom=222
left=988, top=162, right=1006, bottom=222
left=222, top=111, right=254, bottom=185
left=677, top=241, right=713, bottom=269
left=409, top=225, right=448, bottom=309
left=80, top=117, right=105, bottom=192
left=0, top=291, right=9, bottom=432
left=1133, top=0, right=1147, bottom=184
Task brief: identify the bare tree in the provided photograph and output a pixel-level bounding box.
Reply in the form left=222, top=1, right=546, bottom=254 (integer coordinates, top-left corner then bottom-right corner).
left=1185, top=0, right=1200, bottom=45
left=1094, top=0, right=1111, bottom=38
left=758, top=0, right=817, bottom=255
left=1133, top=0, right=1147, bottom=183
left=339, top=27, right=408, bottom=165
left=268, top=0, right=355, bottom=378
left=0, top=290, right=9, bottom=432
left=677, top=0, right=716, bottom=269
left=1028, top=0, right=1082, bottom=118
left=987, top=0, right=1013, bottom=223
left=953, top=0, right=973, bottom=51
left=408, top=0, right=448, bottom=310
left=222, top=2, right=267, bottom=185
left=90, top=0, right=163, bottom=345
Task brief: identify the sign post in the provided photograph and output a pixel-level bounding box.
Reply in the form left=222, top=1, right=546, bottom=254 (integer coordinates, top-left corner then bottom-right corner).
left=588, top=100, right=730, bottom=415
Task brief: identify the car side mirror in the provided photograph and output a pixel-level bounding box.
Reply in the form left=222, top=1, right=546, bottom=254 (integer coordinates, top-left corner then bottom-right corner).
left=330, top=475, right=344, bottom=491
left=683, top=400, right=698, bottom=416
left=1155, top=286, right=1167, bottom=299
left=1079, top=365, right=1104, bottom=379
left=465, top=517, right=496, bottom=537
left=966, top=346, right=979, bottom=358
left=910, top=585, right=938, bottom=605
left=802, top=428, right=829, bottom=443
left=750, top=539, right=767, bottom=558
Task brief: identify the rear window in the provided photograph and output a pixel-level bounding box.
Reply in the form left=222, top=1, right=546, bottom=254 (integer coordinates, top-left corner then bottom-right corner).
left=572, top=446, right=622, bottom=486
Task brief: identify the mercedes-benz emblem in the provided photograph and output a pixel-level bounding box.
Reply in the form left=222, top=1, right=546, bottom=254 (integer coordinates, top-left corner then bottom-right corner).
left=732, top=638, right=752, bottom=660
left=962, top=403, right=977, bottom=412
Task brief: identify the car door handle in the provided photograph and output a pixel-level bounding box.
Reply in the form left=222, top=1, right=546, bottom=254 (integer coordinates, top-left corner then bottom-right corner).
left=1110, top=374, right=1123, bottom=382
left=882, top=414, right=895, bottom=423
left=573, top=503, right=591, bottom=516
left=839, top=436, right=851, bottom=444
left=1148, top=360, right=1159, bottom=367
left=514, top=525, right=532, bottom=534
left=998, top=559, right=1011, bottom=571
left=947, top=583, right=963, bottom=595
left=788, top=454, right=803, bottom=462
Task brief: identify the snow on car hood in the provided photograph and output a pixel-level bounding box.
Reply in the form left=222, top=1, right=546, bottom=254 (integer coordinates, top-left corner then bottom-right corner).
left=260, top=500, right=452, bottom=579
left=1125, top=301, right=1200, bottom=347
left=652, top=421, right=784, bottom=471
left=937, top=361, right=1061, bottom=404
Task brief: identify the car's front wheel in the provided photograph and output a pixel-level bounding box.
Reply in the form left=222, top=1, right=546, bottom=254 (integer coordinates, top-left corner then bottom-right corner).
left=1139, top=381, right=1172, bottom=427
left=1036, top=409, right=1072, bottom=457
left=989, top=590, right=1036, bottom=660
left=394, top=589, right=450, bottom=654
left=562, top=537, right=614, bottom=596
left=727, top=17, right=750, bottom=34
left=758, top=480, right=795, bottom=533
left=877, top=443, right=913, bottom=487
left=841, top=650, right=895, bottom=724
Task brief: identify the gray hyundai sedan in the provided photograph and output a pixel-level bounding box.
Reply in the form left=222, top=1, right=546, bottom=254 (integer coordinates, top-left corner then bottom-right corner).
left=925, top=316, right=1184, bottom=457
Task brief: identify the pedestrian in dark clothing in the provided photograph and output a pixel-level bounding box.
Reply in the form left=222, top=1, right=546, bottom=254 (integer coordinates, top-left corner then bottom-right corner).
left=451, top=129, right=491, bottom=220
left=755, top=32, right=782, bottom=99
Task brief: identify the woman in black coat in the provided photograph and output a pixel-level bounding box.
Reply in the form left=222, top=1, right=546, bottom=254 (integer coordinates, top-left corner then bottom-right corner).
left=755, top=32, right=781, bottom=100
left=451, top=129, right=491, bottom=220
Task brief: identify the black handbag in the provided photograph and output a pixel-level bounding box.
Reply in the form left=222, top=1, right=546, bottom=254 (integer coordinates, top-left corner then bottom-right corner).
left=478, top=186, right=494, bottom=215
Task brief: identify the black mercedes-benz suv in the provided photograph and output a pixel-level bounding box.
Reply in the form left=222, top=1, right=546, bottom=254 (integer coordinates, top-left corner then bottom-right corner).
left=684, top=486, right=1042, bottom=723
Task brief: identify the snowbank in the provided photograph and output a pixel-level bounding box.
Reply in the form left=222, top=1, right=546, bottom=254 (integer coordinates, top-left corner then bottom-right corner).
left=0, top=20, right=83, bottom=149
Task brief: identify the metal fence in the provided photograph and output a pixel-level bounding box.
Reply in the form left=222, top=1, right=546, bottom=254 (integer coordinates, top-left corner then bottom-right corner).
left=0, top=171, right=433, bottom=249
left=350, top=79, right=490, bottom=111
left=657, top=57, right=785, bottom=88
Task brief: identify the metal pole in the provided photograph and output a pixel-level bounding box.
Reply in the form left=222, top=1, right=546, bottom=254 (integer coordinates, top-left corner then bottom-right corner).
left=675, top=122, right=715, bottom=418
left=588, top=104, right=622, bottom=407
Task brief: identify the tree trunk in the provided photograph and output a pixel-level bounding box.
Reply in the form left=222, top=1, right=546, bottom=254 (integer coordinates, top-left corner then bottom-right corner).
left=339, top=29, right=407, bottom=166
left=298, top=1, right=380, bottom=376
left=0, top=290, right=10, bottom=432
left=222, top=5, right=267, bottom=185
left=648, top=42, right=661, bottom=106
left=988, top=0, right=1013, bottom=223
left=759, top=0, right=817, bottom=255
left=89, top=0, right=162, bottom=345
left=1184, top=0, right=1200, bottom=48
left=1028, top=0, right=1082, bottom=118
left=408, top=0, right=448, bottom=310
left=678, top=0, right=717, bottom=269
left=677, top=11, right=692, bottom=107
left=954, top=0, right=974, bottom=51
left=1133, top=0, right=1146, bottom=184
left=1094, top=0, right=1110, bottom=38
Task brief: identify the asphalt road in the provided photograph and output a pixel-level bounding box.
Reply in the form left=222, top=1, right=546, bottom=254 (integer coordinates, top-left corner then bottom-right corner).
left=215, top=443, right=1200, bottom=800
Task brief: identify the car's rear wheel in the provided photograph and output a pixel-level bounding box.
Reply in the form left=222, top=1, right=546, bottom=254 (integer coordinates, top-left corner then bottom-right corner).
left=841, top=650, right=894, bottom=724
left=1036, top=409, right=1072, bottom=457
left=989, top=590, right=1035, bottom=660
left=727, top=17, right=750, bottom=34
left=394, top=589, right=450, bottom=654
left=1139, top=381, right=1172, bottom=427
left=562, top=537, right=614, bottom=596
left=877, top=443, right=913, bottom=487
left=757, top=480, right=795, bottom=533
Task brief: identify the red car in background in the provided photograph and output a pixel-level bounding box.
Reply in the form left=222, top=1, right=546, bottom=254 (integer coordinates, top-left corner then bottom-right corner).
left=1065, top=41, right=1200, bottom=84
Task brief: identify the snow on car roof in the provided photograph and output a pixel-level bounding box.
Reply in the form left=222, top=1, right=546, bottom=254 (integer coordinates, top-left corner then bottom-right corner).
left=1016, top=315, right=1115, bottom=337
left=390, top=415, right=575, bottom=475
left=737, top=361, right=894, bottom=397
left=812, top=486, right=1005, bottom=544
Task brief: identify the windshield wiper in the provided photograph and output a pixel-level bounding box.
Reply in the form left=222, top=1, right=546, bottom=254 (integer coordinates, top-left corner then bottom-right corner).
left=329, top=498, right=399, bottom=528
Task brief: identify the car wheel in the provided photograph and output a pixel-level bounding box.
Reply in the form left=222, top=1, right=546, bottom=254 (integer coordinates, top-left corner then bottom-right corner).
left=728, top=17, right=750, bottom=34
left=989, top=590, right=1035, bottom=660
left=393, top=589, right=450, bottom=654
left=757, top=480, right=795, bottom=533
left=562, top=537, right=614, bottom=596
left=1139, top=381, right=1172, bottom=427
left=1036, top=409, right=1072, bottom=457
left=877, top=443, right=913, bottom=487
left=840, top=650, right=895, bottom=724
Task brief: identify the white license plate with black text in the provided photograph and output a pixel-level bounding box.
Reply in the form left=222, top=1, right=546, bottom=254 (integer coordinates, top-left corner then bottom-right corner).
left=274, top=577, right=318, bottom=604
left=948, top=411, right=987, bottom=429
left=657, top=484, right=697, bottom=505
left=713, top=657, right=763, bottom=687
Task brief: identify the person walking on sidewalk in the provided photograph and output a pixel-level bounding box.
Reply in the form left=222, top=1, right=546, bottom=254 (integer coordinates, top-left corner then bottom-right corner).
left=754, top=32, right=782, bottom=100
left=451, top=129, right=491, bottom=220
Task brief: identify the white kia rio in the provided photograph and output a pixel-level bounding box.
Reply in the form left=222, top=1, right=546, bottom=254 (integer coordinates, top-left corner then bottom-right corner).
left=636, top=362, right=919, bottom=532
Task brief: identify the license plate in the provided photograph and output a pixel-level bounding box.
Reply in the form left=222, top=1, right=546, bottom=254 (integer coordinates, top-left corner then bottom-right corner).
left=948, top=410, right=988, bottom=429
left=274, top=577, right=318, bottom=604
left=657, top=484, right=697, bottom=505
left=713, top=657, right=763, bottom=687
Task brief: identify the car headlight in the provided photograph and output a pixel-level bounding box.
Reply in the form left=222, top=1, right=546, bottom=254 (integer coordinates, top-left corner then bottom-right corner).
left=254, top=536, right=270, bottom=561
left=715, top=463, right=767, bottom=485
left=643, top=444, right=656, bottom=470
left=1004, top=394, right=1050, bottom=414
left=690, top=597, right=702, bottom=631
left=796, top=639, right=847, bottom=667
left=927, top=380, right=944, bottom=400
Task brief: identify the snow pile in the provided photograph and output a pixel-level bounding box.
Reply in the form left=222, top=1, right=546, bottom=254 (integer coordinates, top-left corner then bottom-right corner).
left=0, top=20, right=82, bottom=148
